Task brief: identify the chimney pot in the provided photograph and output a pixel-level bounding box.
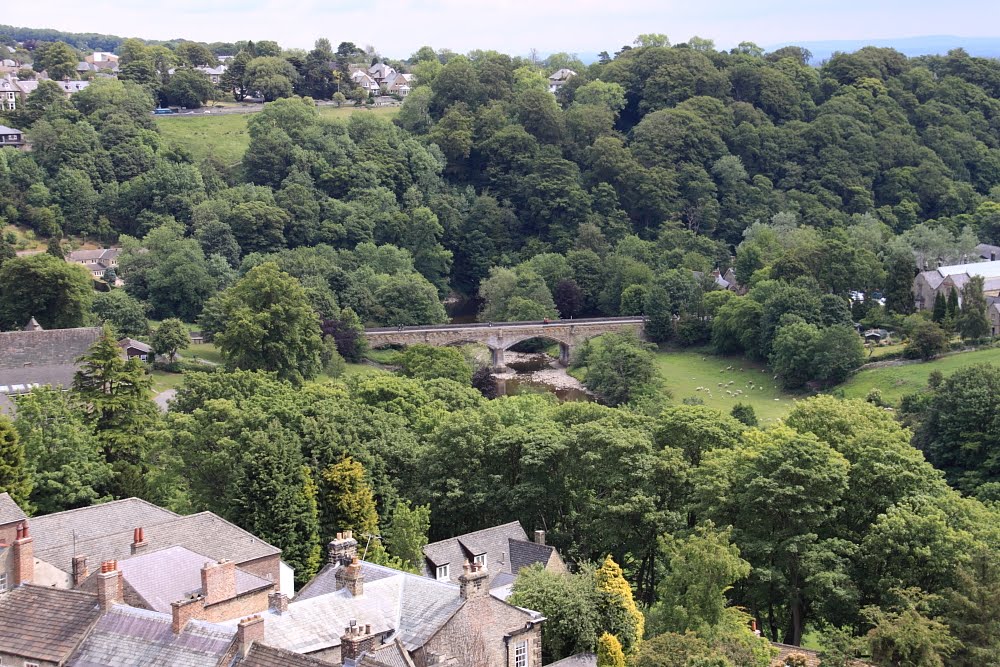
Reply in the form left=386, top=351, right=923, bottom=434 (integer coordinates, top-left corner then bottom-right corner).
left=237, top=615, right=265, bottom=658
left=12, top=521, right=34, bottom=586
left=534, top=529, right=546, bottom=546
left=97, top=561, right=123, bottom=611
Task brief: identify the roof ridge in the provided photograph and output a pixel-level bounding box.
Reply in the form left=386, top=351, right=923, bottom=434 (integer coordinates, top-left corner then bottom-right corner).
left=30, top=497, right=178, bottom=522
left=423, top=520, right=524, bottom=548
left=21, top=583, right=98, bottom=599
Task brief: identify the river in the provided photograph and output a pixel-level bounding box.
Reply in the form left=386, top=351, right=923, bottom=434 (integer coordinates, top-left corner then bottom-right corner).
left=445, top=296, right=591, bottom=402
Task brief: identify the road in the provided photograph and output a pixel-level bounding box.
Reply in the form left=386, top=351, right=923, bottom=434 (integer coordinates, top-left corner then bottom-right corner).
left=364, top=316, right=647, bottom=334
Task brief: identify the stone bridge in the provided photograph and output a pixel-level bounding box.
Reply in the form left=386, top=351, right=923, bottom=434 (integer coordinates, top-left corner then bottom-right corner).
left=364, top=317, right=647, bottom=370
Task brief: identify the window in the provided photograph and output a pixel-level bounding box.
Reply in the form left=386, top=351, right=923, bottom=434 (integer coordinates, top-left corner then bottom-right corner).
left=435, top=564, right=449, bottom=581
left=473, top=553, right=487, bottom=570
left=27, top=663, right=40, bottom=667
left=0, top=571, right=6, bottom=592
left=514, top=640, right=528, bottom=667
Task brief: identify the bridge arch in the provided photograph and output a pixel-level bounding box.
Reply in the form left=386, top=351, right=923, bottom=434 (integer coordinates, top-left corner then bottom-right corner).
left=363, top=317, right=646, bottom=370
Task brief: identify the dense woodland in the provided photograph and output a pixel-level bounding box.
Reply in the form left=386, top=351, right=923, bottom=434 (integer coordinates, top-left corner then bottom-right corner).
left=1, top=32, right=1000, bottom=666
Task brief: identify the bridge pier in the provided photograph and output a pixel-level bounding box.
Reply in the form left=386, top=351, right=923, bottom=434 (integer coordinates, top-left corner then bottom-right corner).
left=558, top=342, right=571, bottom=367
left=490, top=347, right=506, bottom=371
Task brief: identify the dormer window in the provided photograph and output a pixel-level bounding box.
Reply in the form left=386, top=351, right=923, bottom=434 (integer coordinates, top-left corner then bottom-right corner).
left=474, top=553, right=487, bottom=569
left=436, top=564, right=449, bottom=581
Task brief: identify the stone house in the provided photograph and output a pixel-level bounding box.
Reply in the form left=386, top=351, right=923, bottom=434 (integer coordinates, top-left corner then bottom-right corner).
left=0, top=492, right=31, bottom=594
left=66, top=247, right=121, bottom=279
left=912, top=259, right=1000, bottom=311
left=26, top=497, right=292, bottom=595
left=421, top=521, right=567, bottom=599
left=257, top=531, right=545, bottom=666
left=548, top=68, right=577, bottom=94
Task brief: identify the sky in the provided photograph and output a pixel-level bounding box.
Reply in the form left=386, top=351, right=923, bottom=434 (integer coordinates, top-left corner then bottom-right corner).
left=5, top=0, right=1000, bottom=58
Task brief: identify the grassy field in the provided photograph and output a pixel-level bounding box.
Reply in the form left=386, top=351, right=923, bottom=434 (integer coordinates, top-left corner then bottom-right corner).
left=839, top=346, right=1000, bottom=405
left=654, top=348, right=795, bottom=423
left=155, top=105, right=399, bottom=163
left=185, top=342, right=223, bottom=365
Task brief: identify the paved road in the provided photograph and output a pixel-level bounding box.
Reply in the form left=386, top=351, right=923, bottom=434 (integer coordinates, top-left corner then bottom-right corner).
left=153, top=389, right=176, bottom=412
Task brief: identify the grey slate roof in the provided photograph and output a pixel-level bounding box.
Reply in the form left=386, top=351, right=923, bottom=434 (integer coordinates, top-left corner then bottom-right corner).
left=30, top=500, right=281, bottom=575
left=421, top=521, right=556, bottom=587
left=296, top=559, right=395, bottom=601
left=0, top=491, right=27, bottom=525
left=236, top=643, right=331, bottom=667
left=360, top=639, right=416, bottom=667
left=30, top=498, right=179, bottom=569
left=118, top=545, right=273, bottom=614
left=119, top=337, right=153, bottom=354
left=68, top=605, right=237, bottom=667
left=509, top=537, right=554, bottom=573
left=0, top=326, right=103, bottom=393
left=548, top=653, right=597, bottom=667
left=0, top=584, right=101, bottom=663
left=259, top=561, right=463, bottom=654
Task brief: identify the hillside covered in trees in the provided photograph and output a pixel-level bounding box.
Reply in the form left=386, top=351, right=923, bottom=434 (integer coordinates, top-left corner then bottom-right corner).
left=3, top=32, right=1000, bottom=665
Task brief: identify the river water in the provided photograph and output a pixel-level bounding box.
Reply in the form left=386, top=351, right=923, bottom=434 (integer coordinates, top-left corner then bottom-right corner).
left=493, top=353, right=593, bottom=402
left=446, top=296, right=591, bottom=402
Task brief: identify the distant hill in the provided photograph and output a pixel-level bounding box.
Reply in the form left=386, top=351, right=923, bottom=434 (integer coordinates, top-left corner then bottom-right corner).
left=766, top=35, right=1000, bottom=63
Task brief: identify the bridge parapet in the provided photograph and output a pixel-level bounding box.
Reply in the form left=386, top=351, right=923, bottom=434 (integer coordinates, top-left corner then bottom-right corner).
left=363, top=317, right=646, bottom=369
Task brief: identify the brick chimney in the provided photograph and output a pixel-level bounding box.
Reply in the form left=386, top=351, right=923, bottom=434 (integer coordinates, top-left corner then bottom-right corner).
left=268, top=591, right=289, bottom=615
left=201, top=559, right=237, bottom=605
left=343, top=556, right=364, bottom=597
left=97, top=560, right=123, bottom=611
left=130, top=527, right=148, bottom=555
left=328, top=530, right=358, bottom=565
left=341, top=622, right=376, bottom=666
left=236, top=615, right=265, bottom=658
left=72, top=554, right=89, bottom=587
left=12, top=522, right=34, bottom=586
left=533, top=530, right=546, bottom=545
left=171, top=596, right=202, bottom=634
left=459, top=561, right=489, bottom=601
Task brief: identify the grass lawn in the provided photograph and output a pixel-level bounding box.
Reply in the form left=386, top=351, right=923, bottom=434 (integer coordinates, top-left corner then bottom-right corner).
left=653, top=348, right=795, bottom=423
left=155, top=105, right=399, bottom=164
left=185, top=342, right=224, bottom=365
left=150, top=369, right=185, bottom=392
left=865, top=342, right=906, bottom=359
left=838, top=346, right=1000, bottom=405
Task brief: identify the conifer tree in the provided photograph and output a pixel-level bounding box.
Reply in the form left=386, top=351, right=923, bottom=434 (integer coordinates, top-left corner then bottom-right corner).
left=957, top=275, right=990, bottom=341
left=597, top=633, right=626, bottom=667
left=319, top=456, right=380, bottom=540
left=947, top=287, right=960, bottom=321
left=595, top=555, right=645, bottom=655
left=73, top=327, right=159, bottom=499
left=229, top=423, right=322, bottom=584
left=0, top=415, right=32, bottom=511
left=932, top=291, right=947, bottom=322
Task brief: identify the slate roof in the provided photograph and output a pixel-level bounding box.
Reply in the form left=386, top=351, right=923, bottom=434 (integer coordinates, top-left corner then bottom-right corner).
left=118, top=545, right=273, bottom=614
left=0, top=491, right=27, bottom=525
left=236, top=643, right=331, bottom=667
left=67, top=248, right=121, bottom=263
left=29, top=500, right=281, bottom=575
left=0, top=326, right=103, bottom=393
left=548, top=653, right=597, bottom=667
left=421, top=521, right=556, bottom=587
left=360, top=639, right=416, bottom=667
left=0, top=585, right=101, bottom=663
left=259, top=561, right=464, bottom=654
left=0, top=123, right=24, bottom=135
left=119, top=337, right=153, bottom=354
left=68, top=605, right=237, bottom=667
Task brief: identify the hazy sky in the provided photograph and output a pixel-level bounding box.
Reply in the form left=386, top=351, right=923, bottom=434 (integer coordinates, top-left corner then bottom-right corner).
left=7, top=0, right=1000, bottom=57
